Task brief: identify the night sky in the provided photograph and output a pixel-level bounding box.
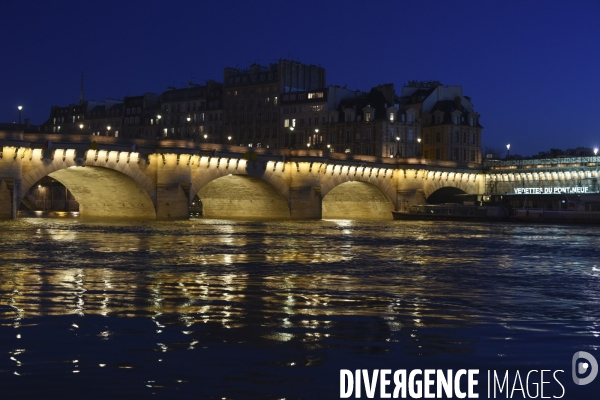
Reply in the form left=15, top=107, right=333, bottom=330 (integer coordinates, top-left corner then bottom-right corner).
left=3, top=0, right=599, bottom=156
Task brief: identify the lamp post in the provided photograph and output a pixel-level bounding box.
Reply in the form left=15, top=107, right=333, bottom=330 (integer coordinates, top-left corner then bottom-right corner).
left=417, top=137, right=422, bottom=157
left=289, top=126, right=295, bottom=149
left=107, top=126, right=111, bottom=136
left=506, top=143, right=511, bottom=159
left=186, top=117, right=191, bottom=140
left=595, top=148, right=598, bottom=156
left=307, top=142, right=311, bottom=148
left=227, top=135, right=232, bottom=145
left=327, top=144, right=331, bottom=153
left=157, top=115, right=162, bottom=138
left=395, top=136, right=401, bottom=158
left=18, top=105, right=23, bottom=129
left=204, top=134, right=208, bottom=143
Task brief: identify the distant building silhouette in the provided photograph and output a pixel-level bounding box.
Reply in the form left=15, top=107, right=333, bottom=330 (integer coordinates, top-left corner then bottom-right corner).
left=37, top=59, right=483, bottom=162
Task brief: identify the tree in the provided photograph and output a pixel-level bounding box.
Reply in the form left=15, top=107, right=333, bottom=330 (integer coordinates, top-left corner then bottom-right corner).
left=482, top=145, right=504, bottom=159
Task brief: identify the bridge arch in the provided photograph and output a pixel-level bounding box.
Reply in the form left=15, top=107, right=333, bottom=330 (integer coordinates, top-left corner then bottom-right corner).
left=322, top=180, right=394, bottom=220
left=195, top=174, right=290, bottom=219
left=426, top=186, right=468, bottom=204
left=190, top=159, right=291, bottom=219
left=19, top=150, right=157, bottom=218
left=422, top=172, right=479, bottom=201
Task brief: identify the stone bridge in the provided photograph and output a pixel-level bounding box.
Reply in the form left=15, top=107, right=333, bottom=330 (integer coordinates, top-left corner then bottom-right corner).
left=0, top=131, right=484, bottom=220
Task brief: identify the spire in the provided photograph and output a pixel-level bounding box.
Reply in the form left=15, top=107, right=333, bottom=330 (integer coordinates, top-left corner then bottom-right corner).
left=79, top=71, right=84, bottom=105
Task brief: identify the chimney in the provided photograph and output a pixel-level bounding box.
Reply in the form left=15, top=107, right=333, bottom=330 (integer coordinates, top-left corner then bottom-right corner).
left=454, top=96, right=462, bottom=110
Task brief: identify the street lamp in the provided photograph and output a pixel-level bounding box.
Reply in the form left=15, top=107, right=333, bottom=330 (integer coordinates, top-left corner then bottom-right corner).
left=227, top=135, right=232, bottom=144
left=595, top=148, right=598, bottom=156
left=307, top=143, right=311, bottom=148
left=18, top=105, right=23, bottom=128
left=327, top=144, right=331, bottom=153
left=506, top=143, right=511, bottom=158
left=288, top=126, right=295, bottom=149
left=395, top=136, right=401, bottom=158
left=417, top=137, right=422, bottom=157
left=204, top=134, right=208, bottom=143
left=107, top=126, right=111, bottom=136
left=156, top=115, right=162, bottom=138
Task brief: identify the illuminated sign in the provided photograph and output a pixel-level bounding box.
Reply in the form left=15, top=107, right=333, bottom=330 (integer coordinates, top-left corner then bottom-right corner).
left=513, top=186, right=590, bottom=195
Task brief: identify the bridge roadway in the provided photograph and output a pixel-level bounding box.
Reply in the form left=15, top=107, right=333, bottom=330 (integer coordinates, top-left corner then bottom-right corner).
left=0, top=131, right=485, bottom=220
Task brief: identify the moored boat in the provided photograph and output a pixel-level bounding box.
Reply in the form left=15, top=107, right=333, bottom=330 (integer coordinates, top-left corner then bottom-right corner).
left=391, top=204, right=509, bottom=221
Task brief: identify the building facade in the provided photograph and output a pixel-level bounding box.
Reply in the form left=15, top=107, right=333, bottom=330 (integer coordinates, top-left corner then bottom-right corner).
left=400, top=81, right=482, bottom=163
left=40, top=63, right=482, bottom=161
left=159, top=81, right=222, bottom=142
left=222, top=60, right=326, bottom=149
left=280, top=85, right=361, bottom=150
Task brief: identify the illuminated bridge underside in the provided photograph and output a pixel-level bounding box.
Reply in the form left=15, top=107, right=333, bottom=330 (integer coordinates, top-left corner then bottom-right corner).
left=323, top=181, right=393, bottom=220
left=49, top=166, right=156, bottom=219
left=198, top=175, right=290, bottom=219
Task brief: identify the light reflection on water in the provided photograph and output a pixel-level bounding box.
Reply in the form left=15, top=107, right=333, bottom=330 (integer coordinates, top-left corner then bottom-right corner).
left=1, top=218, right=600, bottom=398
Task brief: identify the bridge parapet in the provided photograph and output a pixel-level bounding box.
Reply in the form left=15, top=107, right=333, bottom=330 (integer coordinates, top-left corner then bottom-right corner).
left=485, top=157, right=600, bottom=172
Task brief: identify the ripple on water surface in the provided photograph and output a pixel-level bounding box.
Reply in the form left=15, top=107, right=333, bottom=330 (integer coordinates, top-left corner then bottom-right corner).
left=0, top=218, right=599, bottom=398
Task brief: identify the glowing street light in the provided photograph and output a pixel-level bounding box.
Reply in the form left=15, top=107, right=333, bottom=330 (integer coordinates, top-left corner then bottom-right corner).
left=594, top=148, right=598, bottom=156
left=107, top=126, right=111, bottom=136
left=506, top=143, right=511, bottom=158
left=18, top=105, right=23, bottom=128
left=79, top=124, right=84, bottom=130
left=395, top=136, right=401, bottom=158
left=417, top=137, right=422, bottom=157
left=307, top=143, right=311, bottom=148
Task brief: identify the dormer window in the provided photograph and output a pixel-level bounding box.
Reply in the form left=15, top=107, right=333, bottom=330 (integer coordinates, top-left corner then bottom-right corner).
left=365, top=112, right=371, bottom=122
left=453, top=115, right=459, bottom=124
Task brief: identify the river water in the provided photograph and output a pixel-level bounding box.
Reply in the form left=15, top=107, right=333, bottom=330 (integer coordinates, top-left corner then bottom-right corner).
left=0, top=217, right=599, bottom=399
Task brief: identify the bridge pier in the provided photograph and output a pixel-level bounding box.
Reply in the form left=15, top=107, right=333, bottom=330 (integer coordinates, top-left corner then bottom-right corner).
left=0, top=178, right=18, bottom=219
left=156, top=154, right=193, bottom=220
left=288, top=162, right=322, bottom=219
left=1, top=145, right=23, bottom=219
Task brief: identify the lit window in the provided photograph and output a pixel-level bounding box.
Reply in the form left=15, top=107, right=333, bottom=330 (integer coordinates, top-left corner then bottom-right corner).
left=365, top=112, right=371, bottom=122
left=389, top=113, right=394, bottom=122
left=274, top=97, right=278, bottom=105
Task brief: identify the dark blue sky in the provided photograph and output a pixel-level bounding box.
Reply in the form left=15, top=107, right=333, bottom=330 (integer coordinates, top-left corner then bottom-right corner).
left=3, top=0, right=599, bottom=156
